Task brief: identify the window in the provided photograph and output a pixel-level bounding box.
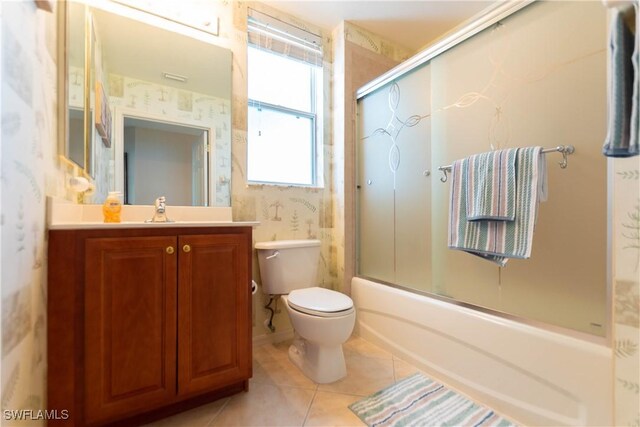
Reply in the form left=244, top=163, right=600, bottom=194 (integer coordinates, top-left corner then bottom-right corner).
left=247, top=10, right=323, bottom=186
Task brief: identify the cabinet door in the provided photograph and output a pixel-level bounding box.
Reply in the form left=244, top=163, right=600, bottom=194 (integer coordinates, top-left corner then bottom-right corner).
left=85, top=236, right=177, bottom=424
left=177, top=233, right=251, bottom=395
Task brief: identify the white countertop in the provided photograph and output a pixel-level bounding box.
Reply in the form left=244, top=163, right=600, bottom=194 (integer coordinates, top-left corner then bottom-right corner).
left=46, top=197, right=260, bottom=230
left=48, top=221, right=260, bottom=230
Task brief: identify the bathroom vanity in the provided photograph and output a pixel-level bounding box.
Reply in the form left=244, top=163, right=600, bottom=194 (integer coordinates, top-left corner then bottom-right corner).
left=47, top=222, right=254, bottom=426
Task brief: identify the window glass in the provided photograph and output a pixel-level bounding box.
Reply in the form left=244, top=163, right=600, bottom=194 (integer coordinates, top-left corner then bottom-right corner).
left=247, top=105, right=313, bottom=185
left=248, top=46, right=313, bottom=112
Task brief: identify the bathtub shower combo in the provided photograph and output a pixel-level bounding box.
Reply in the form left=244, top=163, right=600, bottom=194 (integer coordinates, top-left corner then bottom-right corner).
left=353, top=2, right=613, bottom=426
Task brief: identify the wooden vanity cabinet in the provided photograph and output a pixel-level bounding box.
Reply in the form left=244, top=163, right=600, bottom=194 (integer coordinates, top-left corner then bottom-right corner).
left=48, top=226, right=252, bottom=426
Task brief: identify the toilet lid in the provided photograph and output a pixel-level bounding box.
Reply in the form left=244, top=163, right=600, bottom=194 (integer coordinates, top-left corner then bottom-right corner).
left=287, top=287, right=354, bottom=317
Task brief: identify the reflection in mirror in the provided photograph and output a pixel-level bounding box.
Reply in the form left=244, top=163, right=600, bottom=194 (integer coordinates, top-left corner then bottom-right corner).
left=88, top=3, right=232, bottom=206
left=68, top=108, right=84, bottom=166
left=66, top=1, right=86, bottom=169
left=121, top=115, right=210, bottom=206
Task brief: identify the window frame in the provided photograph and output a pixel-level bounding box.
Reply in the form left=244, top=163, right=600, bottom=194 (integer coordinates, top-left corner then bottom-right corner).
left=246, top=45, right=322, bottom=187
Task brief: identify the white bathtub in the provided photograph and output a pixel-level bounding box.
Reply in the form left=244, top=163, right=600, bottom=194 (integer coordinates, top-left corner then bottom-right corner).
left=351, top=277, right=613, bottom=426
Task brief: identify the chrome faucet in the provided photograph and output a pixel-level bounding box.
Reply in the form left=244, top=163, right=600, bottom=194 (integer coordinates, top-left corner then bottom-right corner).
left=146, top=196, right=173, bottom=223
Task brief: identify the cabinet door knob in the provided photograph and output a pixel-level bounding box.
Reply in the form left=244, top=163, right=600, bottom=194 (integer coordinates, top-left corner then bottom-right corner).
left=166, top=246, right=175, bottom=254
left=183, top=244, right=191, bottom=253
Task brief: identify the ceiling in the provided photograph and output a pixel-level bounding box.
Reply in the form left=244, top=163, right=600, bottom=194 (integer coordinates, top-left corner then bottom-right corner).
left=259, top=0, right=494, bottom=52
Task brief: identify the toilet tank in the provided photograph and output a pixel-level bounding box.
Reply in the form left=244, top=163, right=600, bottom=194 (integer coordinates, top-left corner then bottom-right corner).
left=255, top=240, right=321, bottom=295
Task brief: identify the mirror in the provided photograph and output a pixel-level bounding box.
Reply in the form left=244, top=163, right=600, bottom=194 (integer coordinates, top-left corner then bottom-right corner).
left=61, top=0, right=232, bottom=206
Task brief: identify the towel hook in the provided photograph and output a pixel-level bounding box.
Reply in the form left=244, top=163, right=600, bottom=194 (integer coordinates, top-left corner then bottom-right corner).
left=557, top=145, right=575, bottom=169
left=438, top=166, right=449, bottom=183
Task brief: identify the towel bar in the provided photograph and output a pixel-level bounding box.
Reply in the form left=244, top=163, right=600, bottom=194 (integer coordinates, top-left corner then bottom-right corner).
left=437, top=145, right=575, bottom=183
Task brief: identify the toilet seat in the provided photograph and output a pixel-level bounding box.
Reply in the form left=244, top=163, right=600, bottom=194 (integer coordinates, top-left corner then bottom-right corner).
left=287, top=287, right=354, bottom=318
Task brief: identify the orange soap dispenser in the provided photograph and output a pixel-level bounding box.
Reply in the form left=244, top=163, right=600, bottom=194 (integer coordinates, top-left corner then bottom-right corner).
left=103, top=191, right=122, bottom=223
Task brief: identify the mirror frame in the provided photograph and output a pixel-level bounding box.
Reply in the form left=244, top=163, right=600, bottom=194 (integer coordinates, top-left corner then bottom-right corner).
left=56, top=0, right=71, bottom=168
left=57, top=0, right=93, bottom=177
left=85, top=10, right=95, bottom=176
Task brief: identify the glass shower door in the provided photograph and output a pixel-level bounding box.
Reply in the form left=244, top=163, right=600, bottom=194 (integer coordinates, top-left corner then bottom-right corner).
left=357, top=67, right=432, bottom=292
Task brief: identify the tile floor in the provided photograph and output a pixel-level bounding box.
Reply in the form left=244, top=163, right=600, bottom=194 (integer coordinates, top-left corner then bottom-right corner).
left=145, top=335, right=422, bottom=427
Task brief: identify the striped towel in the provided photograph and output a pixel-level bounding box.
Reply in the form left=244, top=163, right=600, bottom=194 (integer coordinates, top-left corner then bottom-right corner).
left=448, top=147, right=547, bottom=266
left=603, top=6, right=639, bottom=157
left=466, top=148, right=518, bottom=221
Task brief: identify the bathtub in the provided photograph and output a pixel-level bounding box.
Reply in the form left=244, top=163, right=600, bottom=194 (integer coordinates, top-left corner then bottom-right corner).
left=351, top=277, right=613, bottom=426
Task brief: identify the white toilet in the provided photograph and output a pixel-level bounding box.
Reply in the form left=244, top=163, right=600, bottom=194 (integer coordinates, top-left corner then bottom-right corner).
left=255, top=239, right=355, bottom=384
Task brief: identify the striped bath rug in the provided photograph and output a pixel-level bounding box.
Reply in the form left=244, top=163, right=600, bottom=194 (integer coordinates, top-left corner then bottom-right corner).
left=349, top=373, right=516, bottom=427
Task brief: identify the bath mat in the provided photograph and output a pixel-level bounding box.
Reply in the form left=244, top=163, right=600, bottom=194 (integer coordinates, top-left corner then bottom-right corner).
left=349, top=373, right=516, bottom=427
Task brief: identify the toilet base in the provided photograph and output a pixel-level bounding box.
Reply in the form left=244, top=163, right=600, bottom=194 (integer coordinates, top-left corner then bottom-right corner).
left=288, top=337, right=347, bottom=384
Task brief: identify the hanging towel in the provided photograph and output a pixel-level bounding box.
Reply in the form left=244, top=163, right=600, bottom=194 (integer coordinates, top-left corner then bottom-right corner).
left=448, top=147, right=547, bottom=266
left=465, top=148, right=518, bottom=221
left=603, top=6, right=639, bottom=157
